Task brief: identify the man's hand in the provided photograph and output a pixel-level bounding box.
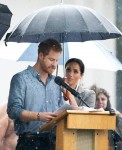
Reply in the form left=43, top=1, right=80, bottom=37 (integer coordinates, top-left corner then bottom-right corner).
left=38, top=112, right=58, bottom=122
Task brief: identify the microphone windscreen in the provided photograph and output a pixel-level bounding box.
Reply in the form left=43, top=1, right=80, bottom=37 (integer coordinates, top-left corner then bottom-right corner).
left=54, top=76, right=64, bottom=86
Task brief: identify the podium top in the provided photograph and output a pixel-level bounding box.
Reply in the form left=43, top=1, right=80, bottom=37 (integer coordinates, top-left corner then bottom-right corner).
left=40, top=110, right=116, bottom=131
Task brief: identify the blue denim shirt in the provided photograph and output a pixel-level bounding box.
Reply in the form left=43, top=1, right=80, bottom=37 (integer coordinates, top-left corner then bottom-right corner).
left=7, top=66, right=64, bottom=135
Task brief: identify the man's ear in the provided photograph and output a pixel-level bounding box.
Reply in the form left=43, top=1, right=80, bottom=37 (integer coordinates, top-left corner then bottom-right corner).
left=38, top=52, right=44, bottom=60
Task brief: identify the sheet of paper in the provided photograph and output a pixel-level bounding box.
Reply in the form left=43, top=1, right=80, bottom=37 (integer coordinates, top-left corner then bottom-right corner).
left=54, top=104, right=104, bottom=115
left=54, top=104, right=80, bottom=115
left=79, top=106, right=104, bottom=112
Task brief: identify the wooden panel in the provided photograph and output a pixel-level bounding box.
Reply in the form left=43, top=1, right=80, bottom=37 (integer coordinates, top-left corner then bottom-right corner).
left=67, top=114, right=116, bottom=130
left=40, top=111, right=67, bottom=131
left=77, top=130, right=94, bottom=150
left=40, top=110, right=117, bottom=132
left=56, top=119, right=77, bottom=150
left=56, top=121, right=108, bottom=150
left=94, top=130, right=108, bottom=150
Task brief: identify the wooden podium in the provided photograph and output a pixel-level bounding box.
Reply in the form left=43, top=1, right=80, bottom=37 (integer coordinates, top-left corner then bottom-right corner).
left=40, top=110, right=116, bottom=150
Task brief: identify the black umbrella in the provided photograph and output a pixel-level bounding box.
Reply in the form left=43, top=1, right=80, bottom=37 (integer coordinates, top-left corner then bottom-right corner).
left=0, top=3, right=12, bottom=40
left=5, top=4, right=122, bottom=43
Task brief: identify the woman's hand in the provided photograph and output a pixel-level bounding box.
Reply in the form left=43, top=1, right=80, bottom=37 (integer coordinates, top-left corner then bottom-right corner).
left=62, top=77, right=78, bottom=107
left=61, top=77, right=70, bottom=100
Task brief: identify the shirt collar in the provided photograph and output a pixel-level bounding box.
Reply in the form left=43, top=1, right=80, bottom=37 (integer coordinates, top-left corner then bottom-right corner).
left=27, top=65, right=54, bottom=81
left=27, top=65, right=39, bottom=78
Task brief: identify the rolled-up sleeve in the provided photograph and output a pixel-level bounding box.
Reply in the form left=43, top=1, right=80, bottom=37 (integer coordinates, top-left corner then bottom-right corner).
left=7, top=73, right=25, bottom=120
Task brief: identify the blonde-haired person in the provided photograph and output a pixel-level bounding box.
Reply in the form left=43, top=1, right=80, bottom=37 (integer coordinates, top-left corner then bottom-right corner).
left=0, top=103, right=18, bottom=150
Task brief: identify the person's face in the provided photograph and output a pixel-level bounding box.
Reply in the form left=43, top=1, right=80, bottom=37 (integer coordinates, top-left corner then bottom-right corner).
left=39, top=49, right=61, bottom=74
left=96, top=93, right=108, bottom=109
left=65, top=62, right=83, bottom=88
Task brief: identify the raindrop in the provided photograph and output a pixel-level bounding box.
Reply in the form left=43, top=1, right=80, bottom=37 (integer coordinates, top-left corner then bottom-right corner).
left=37, top=131, right=39, bottom=134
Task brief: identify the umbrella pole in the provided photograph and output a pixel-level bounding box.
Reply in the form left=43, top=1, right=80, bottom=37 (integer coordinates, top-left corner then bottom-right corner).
left=63, top=43, right=65, bottom=75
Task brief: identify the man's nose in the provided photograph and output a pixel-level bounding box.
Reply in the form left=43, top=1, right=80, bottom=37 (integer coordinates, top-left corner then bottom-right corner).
left=52, top=60, right=57, bottom=66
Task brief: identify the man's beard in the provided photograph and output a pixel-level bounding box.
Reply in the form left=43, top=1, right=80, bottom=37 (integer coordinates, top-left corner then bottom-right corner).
left=41, top=62, right=56, bottom=74
left=45, top=66, right=56, bottom=74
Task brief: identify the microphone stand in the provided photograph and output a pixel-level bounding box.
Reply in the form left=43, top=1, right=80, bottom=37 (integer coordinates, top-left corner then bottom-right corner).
left=76, top=94, right=90, bottom=107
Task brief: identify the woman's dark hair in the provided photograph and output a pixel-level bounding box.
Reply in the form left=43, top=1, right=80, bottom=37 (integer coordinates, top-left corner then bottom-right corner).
left=65, top=58, right=85, bottom=74
left=38, top=38, right=62, bottom=55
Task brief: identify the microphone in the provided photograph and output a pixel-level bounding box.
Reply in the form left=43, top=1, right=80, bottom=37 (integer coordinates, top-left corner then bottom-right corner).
left=54, top=76, right=89, bottom=107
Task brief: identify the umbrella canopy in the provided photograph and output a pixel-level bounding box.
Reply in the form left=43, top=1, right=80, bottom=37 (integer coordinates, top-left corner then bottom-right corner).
left=5, top=4, right=121, bottom=43
left=1, top=41, right=121, bottom=71
left=18, top=43, right=69, bottom=63
left=18, top=41, right=122, bottom=71
left=0, top=3, right=12, bottom=40
left=64, top=42, right=122, bottom=71
left=0, top=42, right=69, bottom=65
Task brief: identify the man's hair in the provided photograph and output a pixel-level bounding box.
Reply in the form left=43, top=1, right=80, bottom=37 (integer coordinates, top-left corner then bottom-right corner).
left=38, top=39, right=62, bottom=55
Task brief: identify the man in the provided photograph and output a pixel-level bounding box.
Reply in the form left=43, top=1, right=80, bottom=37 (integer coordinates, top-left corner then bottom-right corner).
left=7, top=39, right=64, bottom=150
left=0, top=104, right=18, bottom=150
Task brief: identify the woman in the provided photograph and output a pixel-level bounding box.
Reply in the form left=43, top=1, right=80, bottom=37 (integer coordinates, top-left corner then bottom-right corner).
left=62, top=58, right=96, bottom=108
left=91, top=85, right=122, bottom=150
left=94, top=87, right=111, bottom=111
